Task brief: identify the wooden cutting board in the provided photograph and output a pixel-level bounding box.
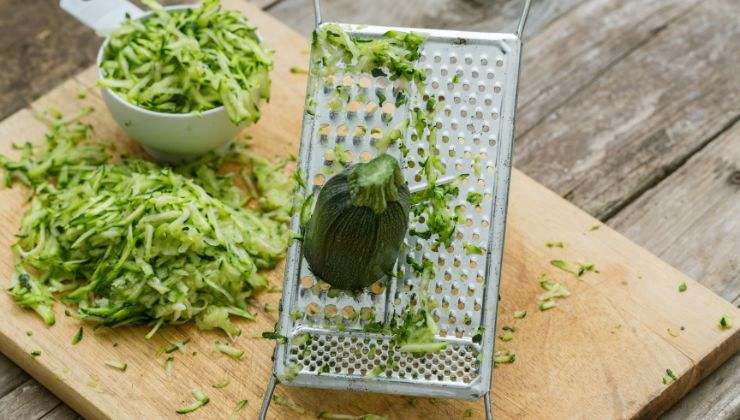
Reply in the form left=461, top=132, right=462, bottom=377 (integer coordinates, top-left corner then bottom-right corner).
left=0, top=1, right=737, bottom=419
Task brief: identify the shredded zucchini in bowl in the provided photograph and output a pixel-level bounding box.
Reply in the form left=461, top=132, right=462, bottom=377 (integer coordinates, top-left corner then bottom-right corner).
left=98, top=0, right=272, bottom=125
left=1, top=109, right=294, bottom=337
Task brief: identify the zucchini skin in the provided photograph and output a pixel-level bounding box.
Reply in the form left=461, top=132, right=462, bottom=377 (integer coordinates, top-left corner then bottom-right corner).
left=303, top=165, right=410, bottom=291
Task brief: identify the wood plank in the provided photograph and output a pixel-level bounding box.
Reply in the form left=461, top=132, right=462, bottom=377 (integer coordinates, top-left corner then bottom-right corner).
left=0, top=0, right=98, bottom=121
left=0, top=379, right=61, bottom=420
left=0, top=353, right=30, bottom=397
left=515, top=0, right=700, bottom=138
left=663, top=353, right=740, bottom=420
left=515, top=0, right=740, bottom=219
left=610, top=121, right=740, bottom=303
left=40, top=403, right=82, bottom=420
left=268, top=0, right=585, bottom=39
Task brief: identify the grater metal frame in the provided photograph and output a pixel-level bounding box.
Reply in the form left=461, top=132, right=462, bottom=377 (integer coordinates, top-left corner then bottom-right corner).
left=260, top=1, right=531, bottom=418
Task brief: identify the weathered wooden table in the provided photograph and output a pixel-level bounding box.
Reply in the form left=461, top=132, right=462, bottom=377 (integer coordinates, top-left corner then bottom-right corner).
left=1, top=0, right=737, bottom=418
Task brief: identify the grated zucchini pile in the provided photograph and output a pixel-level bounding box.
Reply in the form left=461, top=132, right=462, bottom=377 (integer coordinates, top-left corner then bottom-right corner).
left=1, top=109, right=293, bottom=337
left=99, top=0, right=272, bottom=124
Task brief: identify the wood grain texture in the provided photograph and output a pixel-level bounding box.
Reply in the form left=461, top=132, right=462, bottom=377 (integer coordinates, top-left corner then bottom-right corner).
left=609, top=120, right=740, bottom=420
left=0, top=0, right=205, bottom=123
left=515, top=0, right=740, bottom=219
left=0, top=379, right=61, bottom=419
left=663, top=353, right=740, bottom=420
left=610, top=121, right=740, bottom=303
left=0, top=352, right=30, bottom=397
left=515, top=0, right=699, bottom=138
left=0, top=0, right=98, bottom=121
left=0, top=2, right=738, bottom=419
left=268, top=0, right=585, bottom=39
left=250, top=0, right=282, bottom=8
left=39, top=403, right=81, bottom=420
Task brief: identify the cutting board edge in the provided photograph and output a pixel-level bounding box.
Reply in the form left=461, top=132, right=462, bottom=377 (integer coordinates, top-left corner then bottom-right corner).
left=0, top=325, right=111, bottom=420
left=637, top=327, right=740, bottom=418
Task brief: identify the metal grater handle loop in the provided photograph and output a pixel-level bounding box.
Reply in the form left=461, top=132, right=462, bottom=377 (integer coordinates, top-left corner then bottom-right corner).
left=312, top=0, right=532, bottom=37
left=516, top=0, right=532, bottom=39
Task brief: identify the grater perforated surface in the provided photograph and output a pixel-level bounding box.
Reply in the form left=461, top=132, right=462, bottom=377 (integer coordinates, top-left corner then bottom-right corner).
left=274, top=24, right=522, bottom=400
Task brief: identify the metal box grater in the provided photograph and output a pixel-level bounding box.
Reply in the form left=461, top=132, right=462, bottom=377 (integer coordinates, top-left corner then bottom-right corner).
left=261, top=1, right=530, bottom=418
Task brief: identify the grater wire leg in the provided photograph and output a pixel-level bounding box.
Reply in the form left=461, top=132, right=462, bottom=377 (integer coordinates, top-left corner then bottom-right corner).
left=258, top=374, right=278, bottom=420
left=313, top=0, right=322, bottom=27
left=516, top=0, right=532, bottom=39
left=484, top=392, right=493, bottom=420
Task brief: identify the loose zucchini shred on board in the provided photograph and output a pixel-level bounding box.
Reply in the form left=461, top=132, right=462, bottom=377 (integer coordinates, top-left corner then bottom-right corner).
left=164, top=356, right=174, bottom=372
left=71, top=326, right=84, bottom=345
left=177, top=389, right=210, bottom=414
left=229, top=399, right=249, bottom=419
left=272, top=395, right=305, bottom=414
left=158, top=338, right=190, bottom=355
left=1, top=111, right=293, bottom=337
left=719, top=315, right=732, bottom=330
left=213, top=340, right=244, bottom=359
left=493, top=350, right=516, bottom=365
left=212, top=378, right=230, bottom=388
left=105, top=359, right=128, bottom=371
left=537, top=275, right=570, bottom=311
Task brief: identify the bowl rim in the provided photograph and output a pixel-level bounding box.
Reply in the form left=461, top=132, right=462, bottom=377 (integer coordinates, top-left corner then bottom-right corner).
left=95, top=5, right=229, bottom=120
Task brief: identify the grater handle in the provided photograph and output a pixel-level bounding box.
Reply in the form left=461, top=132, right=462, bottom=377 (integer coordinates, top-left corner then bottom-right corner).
left=60, top=0, right=144, bottom=36
left=258, top=374, right=278, bottom=420
left=313, top=0, right=533, bottom=38
left=313, top=0, right=323, bottom=28
left=516, top=0, right=533, bottom=39
left=485, top=391, right=493, bottom=420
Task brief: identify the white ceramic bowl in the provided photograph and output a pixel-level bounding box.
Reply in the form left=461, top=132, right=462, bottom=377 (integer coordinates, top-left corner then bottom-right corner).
left=95, top=6, right=249, bottom=162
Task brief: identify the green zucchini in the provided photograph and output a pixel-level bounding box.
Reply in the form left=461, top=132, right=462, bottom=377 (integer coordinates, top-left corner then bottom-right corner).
left=303, top=154, right=410, bottom=290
